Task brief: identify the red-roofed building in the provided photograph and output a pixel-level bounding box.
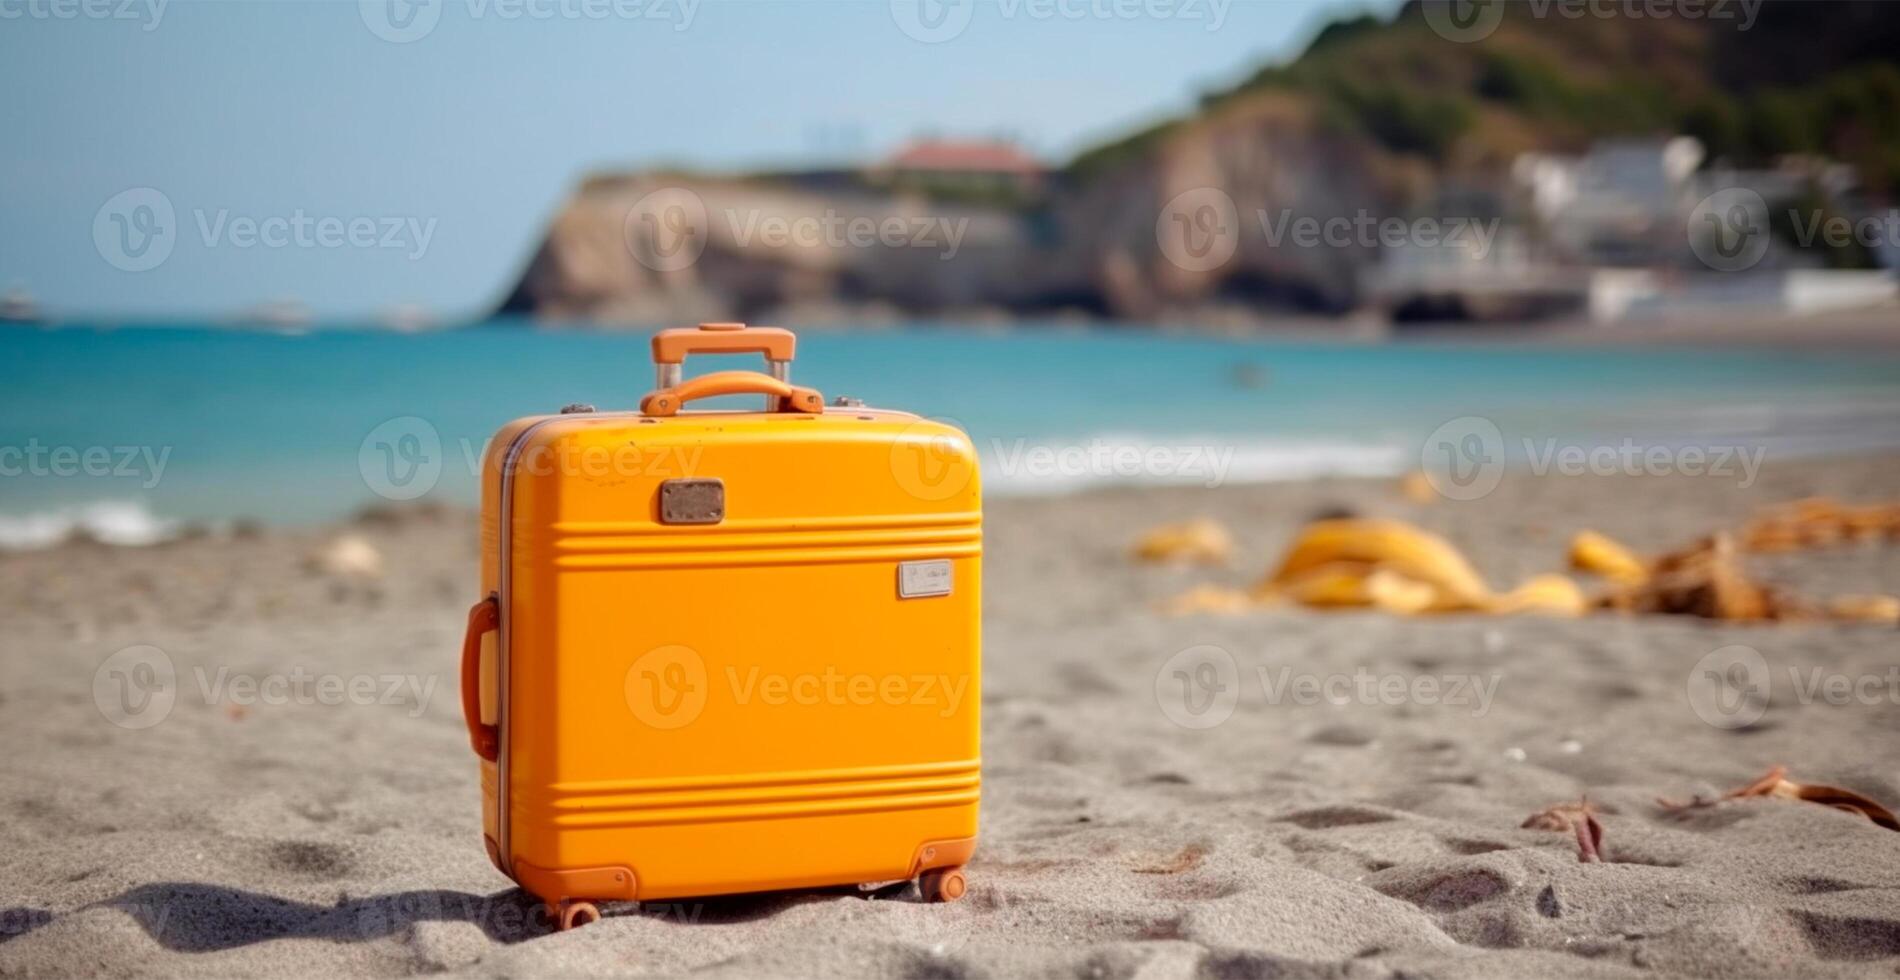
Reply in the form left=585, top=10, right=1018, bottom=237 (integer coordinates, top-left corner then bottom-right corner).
left=871, top=139, right=1045, bottom=200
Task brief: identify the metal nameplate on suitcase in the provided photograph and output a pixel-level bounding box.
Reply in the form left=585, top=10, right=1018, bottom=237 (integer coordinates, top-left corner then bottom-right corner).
left=658, top=478, right=725, bottom=525
left=898, top=559, right=953, bottom=598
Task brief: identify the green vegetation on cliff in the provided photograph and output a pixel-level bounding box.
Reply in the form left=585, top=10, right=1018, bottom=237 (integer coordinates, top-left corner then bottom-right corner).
left=1071, top=0, right=1900, bottom=196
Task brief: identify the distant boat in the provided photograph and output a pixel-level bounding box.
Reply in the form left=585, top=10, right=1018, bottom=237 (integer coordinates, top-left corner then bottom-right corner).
left=1230, top=362, right=1269, bottom=389
left=230, top=299, right=314, bottom=333
left=377, top=304, right=436, bottom=333
left=0, top=286, right=41, bottom=324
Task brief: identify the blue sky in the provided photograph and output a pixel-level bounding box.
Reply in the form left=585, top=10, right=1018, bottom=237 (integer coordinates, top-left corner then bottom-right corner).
left=1, top=0, right=1390, bottom=319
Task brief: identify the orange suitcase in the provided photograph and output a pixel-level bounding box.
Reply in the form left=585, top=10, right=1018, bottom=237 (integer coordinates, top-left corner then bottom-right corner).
left=459, top=323, right=981, bottom=929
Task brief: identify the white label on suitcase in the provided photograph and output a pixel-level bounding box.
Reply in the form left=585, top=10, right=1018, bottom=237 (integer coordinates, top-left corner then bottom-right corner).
left=898, top=559, right=953, bottom=598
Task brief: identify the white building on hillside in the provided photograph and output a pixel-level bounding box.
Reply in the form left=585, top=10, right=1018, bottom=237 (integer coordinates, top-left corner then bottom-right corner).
left=1513, top=137, right=1707, bottom=267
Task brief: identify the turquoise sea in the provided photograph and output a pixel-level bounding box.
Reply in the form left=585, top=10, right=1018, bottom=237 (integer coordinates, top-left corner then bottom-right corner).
left=3, top=320, right=1899, bottom=546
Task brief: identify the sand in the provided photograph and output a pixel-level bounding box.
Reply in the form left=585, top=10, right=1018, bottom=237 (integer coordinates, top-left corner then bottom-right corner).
left=4, top=456, right=1900, bottom=978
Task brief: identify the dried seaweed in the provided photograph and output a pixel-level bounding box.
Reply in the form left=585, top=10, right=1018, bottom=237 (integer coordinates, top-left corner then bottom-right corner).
left=1659, top=766, right=1899, bottom=832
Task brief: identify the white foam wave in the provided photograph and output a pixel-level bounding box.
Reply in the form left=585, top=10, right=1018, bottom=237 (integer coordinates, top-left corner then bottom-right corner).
left=0, top=500, right=181, bottom=550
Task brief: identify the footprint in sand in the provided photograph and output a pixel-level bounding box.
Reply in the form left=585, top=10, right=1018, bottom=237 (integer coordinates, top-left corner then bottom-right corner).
left=264, top=840, right=354, bottom=880
left=1792, top=911, right=1900, bottom=960
left=1372, top=864, right=1514, bottom=913
left=1274, top=805, right=1401, bottom=830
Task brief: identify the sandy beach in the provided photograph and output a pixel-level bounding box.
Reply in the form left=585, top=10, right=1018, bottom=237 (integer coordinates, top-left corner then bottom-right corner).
left=4, top=455, right=1899, bottom=979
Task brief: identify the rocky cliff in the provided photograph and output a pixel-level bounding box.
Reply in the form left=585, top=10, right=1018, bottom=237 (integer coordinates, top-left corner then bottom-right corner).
left=498, top=1, right=1900, bottom=327
left=500, top=100, right=1410, bottom=326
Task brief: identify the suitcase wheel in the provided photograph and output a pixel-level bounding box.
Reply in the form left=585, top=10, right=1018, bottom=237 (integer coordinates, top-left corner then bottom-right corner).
left=550, top=899, right=601, bottom=931
left=918, top=866, right=967, bottom=903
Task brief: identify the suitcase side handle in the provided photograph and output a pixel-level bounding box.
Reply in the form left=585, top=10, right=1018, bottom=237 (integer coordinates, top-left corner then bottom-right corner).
left=461, top=594, right=500, bottom=763
left=640, top=369, right=824, bottom=417
left=651, top=322, right=796, bottom=389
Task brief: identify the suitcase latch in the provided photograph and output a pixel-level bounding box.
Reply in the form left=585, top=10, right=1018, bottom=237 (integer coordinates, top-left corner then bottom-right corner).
left=659, top=478, right=725, bottom=525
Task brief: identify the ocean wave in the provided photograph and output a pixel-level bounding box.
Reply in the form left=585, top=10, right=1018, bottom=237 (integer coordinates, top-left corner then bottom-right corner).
left=0, top=500, right=180, bottom=551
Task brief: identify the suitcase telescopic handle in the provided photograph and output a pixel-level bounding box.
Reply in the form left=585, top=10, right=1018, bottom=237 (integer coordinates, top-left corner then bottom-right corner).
left=640, top=369, right=824, bottom=417
left=650, top=322, right=796, bottom=389
left=460, top=594, right=500, bottom=763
